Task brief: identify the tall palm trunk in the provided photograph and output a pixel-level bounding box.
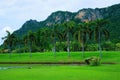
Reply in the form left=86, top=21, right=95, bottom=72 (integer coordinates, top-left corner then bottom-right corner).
left=98, top=29, right=102, bottom=58
left=29, top=41, right=32, bottom=57
left=8, top=45, right=12, bottom=58
left=53, top=34, right=56, bottom=57
left=53, top=26, right=56, bottom=57
left=81, top=32, right=84, bottom=58
left=18, top=44, right=21, bottom=57
left=67, top=32, right=70, bottom=57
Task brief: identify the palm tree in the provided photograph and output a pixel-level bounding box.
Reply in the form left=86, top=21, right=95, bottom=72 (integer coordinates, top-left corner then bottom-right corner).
left=74, top=22, right=93, bottom=58
left=74, top=23, right=86, bottom=58
left=16, top=37, right=22, bottom=57
left=63, top=21, right=75, bottom=57
left=93, top=19, right=109, bottom=58
left=27, top=31, right=36, bottom=57
left=40, top=27, right=51, bottom=51
left=23, top=35, right=29, bottom=53
left=52, top=24, right=60, bottom=57
left=2, top=31, right=17, bottom=58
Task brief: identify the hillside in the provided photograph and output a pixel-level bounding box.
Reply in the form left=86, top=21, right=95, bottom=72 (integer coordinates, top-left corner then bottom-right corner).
left=13, top=3, right=120, bottom=41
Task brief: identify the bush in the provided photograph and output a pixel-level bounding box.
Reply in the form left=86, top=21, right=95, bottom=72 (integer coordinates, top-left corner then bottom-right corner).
left=102, top=41, right=115, bottom=51
left=86, top=44, right=98, bottom=51
left=85, top=56, right=101, bottom=66
left=116, top=43, right=120, bottom=50
left=56, top=42, right=66, bottom=51
left=71, top=41, right=81, bottom=51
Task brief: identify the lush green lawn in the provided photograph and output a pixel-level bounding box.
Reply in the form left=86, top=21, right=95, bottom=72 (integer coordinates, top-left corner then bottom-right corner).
left=0, top=51, right=120, bottom=62
left=0, top=51, right=120, bottom=80
left=0, top=64, right=120, bottom=80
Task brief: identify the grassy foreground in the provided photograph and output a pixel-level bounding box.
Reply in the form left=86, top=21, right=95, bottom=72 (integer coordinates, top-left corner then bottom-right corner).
left=0, top=51, right=120, bottom=80
left=0, top=64, right=120, bottom=80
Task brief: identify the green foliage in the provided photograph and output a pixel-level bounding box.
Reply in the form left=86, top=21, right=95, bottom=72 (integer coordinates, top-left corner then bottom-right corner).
left=71, top=41, right=81, bottom=51
left=56, top=42, right=66, bottom=51
left=116, top=43, right=120, bottom=50
left=102, top=41, right=115, bottom=51
left=86, top=44, right=98, bottom=51
left=1, top=19, right=113, bottom=52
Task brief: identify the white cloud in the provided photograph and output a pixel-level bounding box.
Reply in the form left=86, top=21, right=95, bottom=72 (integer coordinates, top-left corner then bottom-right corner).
left=0, top=26, right=14, bottom=44
left=2, top=26, right=13, bottom=32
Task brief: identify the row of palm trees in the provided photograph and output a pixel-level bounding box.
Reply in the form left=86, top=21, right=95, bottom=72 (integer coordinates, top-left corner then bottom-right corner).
left=52, top=19, right=109, bottom=58
left=2, top=19, right=109, bottom=58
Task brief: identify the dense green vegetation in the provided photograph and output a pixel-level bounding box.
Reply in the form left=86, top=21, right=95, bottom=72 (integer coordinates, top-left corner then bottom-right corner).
left=0, top=19, right=111, bottom=53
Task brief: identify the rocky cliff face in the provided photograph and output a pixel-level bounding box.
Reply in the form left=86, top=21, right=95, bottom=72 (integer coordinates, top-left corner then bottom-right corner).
left=75, top=8, right=103, bottom=22
left=45, top=11, right=75, bottom=25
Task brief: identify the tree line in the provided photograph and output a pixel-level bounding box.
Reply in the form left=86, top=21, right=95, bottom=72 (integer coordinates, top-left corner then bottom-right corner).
left=0, top=19, right=114, bottom=58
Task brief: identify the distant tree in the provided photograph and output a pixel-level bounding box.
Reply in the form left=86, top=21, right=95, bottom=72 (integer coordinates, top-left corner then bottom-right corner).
left=40, top=27, right=51, bottom=51
left=2, top=31, right=17, bottom=58
left=16, top=37, right=22, bottom=57
left=27, top=31, right=36, bottom=57
left=93, top=19, right=109, bottom=58
left=23, top=35, right=29, bottom=53
left=63, top=21, right=75, bottom=57
left=74, top=22, right=93, bottom=58
left=52, top=24, right=60, bottom=57
left=74, top=23, right=86, bottom=58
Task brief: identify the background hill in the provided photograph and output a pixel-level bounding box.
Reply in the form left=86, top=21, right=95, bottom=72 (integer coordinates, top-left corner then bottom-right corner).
left=13, top=3, right=120, bottom=41
left=1, top=3, right=120, bottom=53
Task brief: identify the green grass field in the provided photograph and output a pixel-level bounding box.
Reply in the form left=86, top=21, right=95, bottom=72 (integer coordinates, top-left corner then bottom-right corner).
left=0, top=51, right=120, bottom=62
left=0, top=51, right=120, bottom=80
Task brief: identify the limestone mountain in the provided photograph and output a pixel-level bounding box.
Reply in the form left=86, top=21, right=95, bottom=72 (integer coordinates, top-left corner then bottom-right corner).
left=13, top=3, right=120, bottom=41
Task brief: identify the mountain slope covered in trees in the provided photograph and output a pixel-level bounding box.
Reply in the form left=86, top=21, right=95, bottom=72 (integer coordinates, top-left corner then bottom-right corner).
left=13, top=3, right=120, bottom=41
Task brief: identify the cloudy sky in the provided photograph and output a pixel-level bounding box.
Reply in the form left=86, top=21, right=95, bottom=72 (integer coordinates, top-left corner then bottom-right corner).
left=0, top=0, right=120, bottom=44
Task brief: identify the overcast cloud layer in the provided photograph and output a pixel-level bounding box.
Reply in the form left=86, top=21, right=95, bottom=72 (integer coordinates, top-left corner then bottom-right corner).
left=0, top=0, right=120, bottom=44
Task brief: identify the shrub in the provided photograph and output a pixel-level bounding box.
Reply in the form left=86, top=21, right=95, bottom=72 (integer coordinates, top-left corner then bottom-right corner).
left=85, top=56, right=101, bottom=66
left=86, top=44, right=98, bottom=51
left=102, top=41, right=115, bottom=51
left=71, top=41, right=81, bottom=51
left=116, top=43, right=120, bottom=50
left=56, top=42, right=66, bottom=51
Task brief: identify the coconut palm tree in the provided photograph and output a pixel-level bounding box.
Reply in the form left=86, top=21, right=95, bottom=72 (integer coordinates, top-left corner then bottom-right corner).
left=27, top=31, right=36, bottom=57
left=74, top=22, right=93, bottom=58
left=63, top=21, right=75, bottom=57
left=52, top=24, right=60, bottom=57
left=2, top=31, right=17, bottom=58
left=40, top=27, right=51, bottom=51
left=74, top=23, right=86, bottom=58
left=16, top=37, right=22, bottom=57
left=93, top=19, right=109, bottom=58
left=23, top=35, right=29, bottom=53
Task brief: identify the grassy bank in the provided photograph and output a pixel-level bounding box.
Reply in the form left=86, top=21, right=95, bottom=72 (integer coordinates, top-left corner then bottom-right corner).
left=0, top=51, right=120, bottom=62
